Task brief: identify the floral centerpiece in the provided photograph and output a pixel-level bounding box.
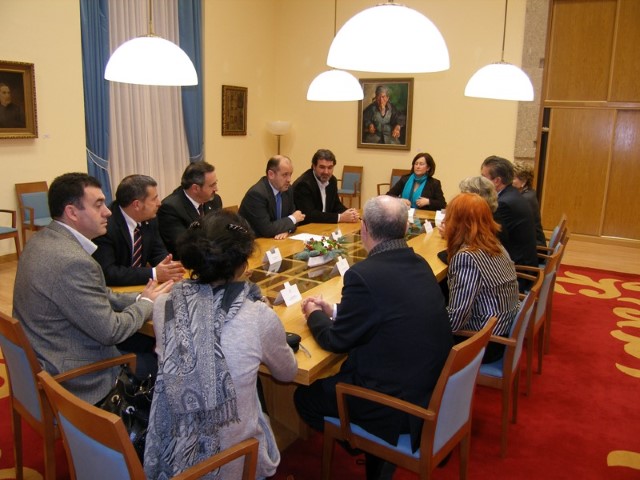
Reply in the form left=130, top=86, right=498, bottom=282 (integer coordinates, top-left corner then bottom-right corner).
left=293, top=235, right=347, bottom=265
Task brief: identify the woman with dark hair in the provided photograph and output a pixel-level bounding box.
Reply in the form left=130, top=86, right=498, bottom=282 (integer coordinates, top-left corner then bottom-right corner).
left=444, top=193, right=519, bottom=362
left=387, top=152, right=447, bottom=210
left=144, top=211, right=297, bottom=479
left=513, top=161, right=546, bottom=246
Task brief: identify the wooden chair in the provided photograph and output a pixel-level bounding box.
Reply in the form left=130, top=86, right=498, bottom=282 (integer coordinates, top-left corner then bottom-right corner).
left=517, top=241, right=566, bottom=394
left=222, top=204, right=239, bottom=214
left=376, top=168, right=411, bottom=195
left=15, top=181, right=52, bottom=246
left=0, top=312, right=137, bottom=480
left=322, top=318, right=497, bottom=480
left=38, top=369, right=259, bottom=480
left=0, top=209, right=21, bottom=258
left=337, top=166, right=363, bottom=209
left=456, top=271, right=542, bottom=457
left=541, top=213, right=567, bottom=257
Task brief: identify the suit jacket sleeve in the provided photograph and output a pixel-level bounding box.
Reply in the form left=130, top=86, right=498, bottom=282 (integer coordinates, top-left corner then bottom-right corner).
left=446, top=251, right=480, bottom=332
left=239, top=183, right=295, bottom=238
left=93, top=231, right=154, bottom=286
left=157, top=200, right=189, bottom=257
left=144, top=220, right=170, bottom=267
left=386, top=175, right=409, bottom=197
left=421, top=178, right=447, bottom=210
left=293, top=176, right=342, bottom=224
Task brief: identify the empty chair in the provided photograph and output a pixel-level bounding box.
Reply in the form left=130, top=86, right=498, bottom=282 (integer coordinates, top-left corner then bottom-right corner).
left=15, top=181, right=52, bottom=246
left=322, top=318, right=496, bottom=480
left=456, top=271, right=542, bottom=457
left=38, top=369, right=258, bottom=480
left=0, top=209, right=21, bottom=258
left=337, top=165, right=363, bottom=209
left=376, top=168, right=411, bottom=195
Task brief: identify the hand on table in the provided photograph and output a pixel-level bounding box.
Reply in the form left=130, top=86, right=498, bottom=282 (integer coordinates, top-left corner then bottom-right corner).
left=140, top=278, right=174, bottom=302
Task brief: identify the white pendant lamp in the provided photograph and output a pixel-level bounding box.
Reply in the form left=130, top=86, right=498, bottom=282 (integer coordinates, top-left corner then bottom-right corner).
left=104, top=0, right=198, bottom=86
left=307, top=0, right=363, bottom=102
left=327, top=0, right=449, bottom=73
left=464, top=0, right=533, bottom=101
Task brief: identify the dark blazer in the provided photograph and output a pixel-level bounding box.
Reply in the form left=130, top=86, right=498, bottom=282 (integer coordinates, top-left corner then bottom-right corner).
left=521, top=188, right=546, bottom=247
left=157, top=187, right=222, bottom=258
left=387, top=175, right=447, bottom=210
left=307, top=243, right=453, bottom=447
left=495, top=185, right=539, bottom=267
left=238, top=177, right=296, bottom=238
left=93, top=202, right=168, bottom=286
left=12, top=222, right=152, bottom=405
left=292, top=168, right=347, bottom=224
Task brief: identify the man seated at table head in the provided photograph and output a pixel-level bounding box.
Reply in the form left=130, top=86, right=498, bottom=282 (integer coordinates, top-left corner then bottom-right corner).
left=292, top=148, right=359, bottom=225
left=12, top=172, right=172, bottom=404
left=157, top=161, right=222, bottom=258
left=480, top=155, right=538, bottom=270
left=239, top=155, right=305, bottom=239
left=294, top=195, right=453, bottom=479
left=93, top=174, right=185, bottom=287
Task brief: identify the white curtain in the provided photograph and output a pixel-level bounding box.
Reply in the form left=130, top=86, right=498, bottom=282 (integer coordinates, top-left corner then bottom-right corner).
left=107, top=0, right=189, bottom=199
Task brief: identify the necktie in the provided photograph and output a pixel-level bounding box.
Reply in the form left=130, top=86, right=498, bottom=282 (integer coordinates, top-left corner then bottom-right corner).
left=198, top=204, right=205, bottom=217
left=275, top=192, right=282, bottom=219
left=132, top=225, right=142, bottom=268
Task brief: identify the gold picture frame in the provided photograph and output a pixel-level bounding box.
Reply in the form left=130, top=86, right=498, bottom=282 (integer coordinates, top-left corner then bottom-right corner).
left=357, top=78, right=413, bottom=150
left=0, top=60, right=38, bottom=139
left=221, top=85, right=247, bottom=136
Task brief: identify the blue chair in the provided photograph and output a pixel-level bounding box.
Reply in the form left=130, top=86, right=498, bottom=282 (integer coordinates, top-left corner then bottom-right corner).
left=321, top=318, right=497, bottom=480
left=337, top=165, right=363, bottom=209
left=457, top=270, right=542, bottom=457
left=15, top=181, right=52, bottom=246
left=0, top=209, right=21, bottom=258
left=38, top=369, right=259, bottom=480
left=376, top=168, right=411, bottom=195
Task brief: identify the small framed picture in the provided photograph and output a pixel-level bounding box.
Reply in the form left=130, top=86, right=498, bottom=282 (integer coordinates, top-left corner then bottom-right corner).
left=357, top=78, right=413, bottom=150
left=0, top=60, right=38, bottom=139
left=221, top=85, right=247, bottom=136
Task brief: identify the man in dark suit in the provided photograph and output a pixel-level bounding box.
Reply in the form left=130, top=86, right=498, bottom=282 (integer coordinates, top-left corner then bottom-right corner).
left=238, top=155, right=305, bottom=239
left=481, top=155, right=538, bottom=270
left=157, top=161, right=222, bottom=258
left=93, top=175, right=185, bottom=286
left=294, top=196, right=453, bottom=479
left=292, top=148, right=360, bottom=224
left=12, top=173, right=172, bottom=404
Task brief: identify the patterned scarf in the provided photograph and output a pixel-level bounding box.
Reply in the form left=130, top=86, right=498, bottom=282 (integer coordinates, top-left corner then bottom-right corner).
left=401, top=173, right=428, bottom=208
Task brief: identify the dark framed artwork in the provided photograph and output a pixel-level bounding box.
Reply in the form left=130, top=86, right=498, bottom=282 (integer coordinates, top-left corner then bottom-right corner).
left=221, top=85, right=247, bottom=136
left=358, top=78, right=413, bottom=150
left=0, top=60, right=38, bottom=139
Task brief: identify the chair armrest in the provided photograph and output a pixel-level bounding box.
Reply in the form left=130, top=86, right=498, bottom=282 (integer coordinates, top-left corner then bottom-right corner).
left=0, top=209, right=17, bottom=228
left=515, top=265, right=542, bottom=275
left=20, top=206, right=36, bottom=227
left=335, top=382, right=435, bottom=423
left=456, top=329, right=515, bottom=348
left=536, top=245, right=553, bottom=255
left=172, top=437, right=259, bottom=480
left=53, top=354, right=136, bottom=384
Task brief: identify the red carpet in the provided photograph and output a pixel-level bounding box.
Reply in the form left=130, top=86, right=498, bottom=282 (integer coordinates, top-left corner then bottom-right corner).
left=1, top=265, right=639, bottom=479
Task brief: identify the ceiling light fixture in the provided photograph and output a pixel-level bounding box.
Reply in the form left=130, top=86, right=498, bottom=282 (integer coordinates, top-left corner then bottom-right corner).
left=104, top=0, right=198, bottom=86
left=464, top=0, right=533, bottom=101
left=307, top=0, right=363, bottom=102
left=326, top=0, right=449, bottom=73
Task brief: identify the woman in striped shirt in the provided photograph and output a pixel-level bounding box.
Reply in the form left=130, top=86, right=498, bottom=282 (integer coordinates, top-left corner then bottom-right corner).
left=443, top=193, right=519, bottom=363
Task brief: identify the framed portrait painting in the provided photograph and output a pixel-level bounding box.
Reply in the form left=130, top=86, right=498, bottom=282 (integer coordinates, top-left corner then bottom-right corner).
left=221, top=85, right=247, bottom=136
left=357, top=78, right=413, bottom=150
left=0, top=60, right=38, bottom=139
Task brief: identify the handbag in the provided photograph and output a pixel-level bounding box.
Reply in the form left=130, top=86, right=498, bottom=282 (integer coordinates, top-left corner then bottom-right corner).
left=99, top=365, right=154, bottom=461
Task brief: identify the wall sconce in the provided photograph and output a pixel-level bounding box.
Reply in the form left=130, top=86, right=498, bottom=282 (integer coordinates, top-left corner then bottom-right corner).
left=267, top=121, right=292, bottom=154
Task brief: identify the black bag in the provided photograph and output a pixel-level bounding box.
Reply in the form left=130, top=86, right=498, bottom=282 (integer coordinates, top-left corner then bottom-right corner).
left=99, top=365, right=154, bottom=461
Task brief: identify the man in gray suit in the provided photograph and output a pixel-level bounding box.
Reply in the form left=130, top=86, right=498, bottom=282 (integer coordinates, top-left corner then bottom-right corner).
left=12, top=173, right=173, bottom=405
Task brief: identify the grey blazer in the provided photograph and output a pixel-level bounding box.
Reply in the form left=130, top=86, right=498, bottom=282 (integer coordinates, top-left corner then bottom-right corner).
left=12, top=221, right=153, bottom=404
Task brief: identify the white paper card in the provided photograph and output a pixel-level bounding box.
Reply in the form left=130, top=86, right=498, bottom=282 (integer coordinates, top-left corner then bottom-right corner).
left=289, top=233, right=323, bottom=242
left=267, top=260, right=282, bottom=274
left=331, top=228, right=343, bottom=241
left=435, top=210, right=446, bottom=227
left=276, top=281, right=302, bottom=307
left=424, top=220, right=434, bottom=233
left=333, top=255, right=350, bottom=277
left=408, top=208, right=415, bottom=222
left=263, top=247, right=282, bottom=265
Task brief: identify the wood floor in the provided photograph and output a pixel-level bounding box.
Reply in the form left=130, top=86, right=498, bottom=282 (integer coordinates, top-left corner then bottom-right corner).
left=1, top=236, right=638, bottom=317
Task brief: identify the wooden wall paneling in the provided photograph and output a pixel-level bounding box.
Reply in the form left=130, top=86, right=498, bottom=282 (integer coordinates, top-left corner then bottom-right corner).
left=609, top=0, right=640, bottom=102
left=545, top=0, right=616, bottom=101
left=602, top=110, right=640, bottom=239
left=540, top=108, right=614, bottom=235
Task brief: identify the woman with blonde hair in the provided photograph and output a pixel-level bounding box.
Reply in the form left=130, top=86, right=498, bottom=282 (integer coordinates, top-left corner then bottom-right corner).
left=444, top=192, right=519, bottom=362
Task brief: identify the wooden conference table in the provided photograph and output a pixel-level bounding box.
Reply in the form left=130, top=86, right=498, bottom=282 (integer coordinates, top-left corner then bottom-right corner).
left=116, top=210, right=447, bottom=446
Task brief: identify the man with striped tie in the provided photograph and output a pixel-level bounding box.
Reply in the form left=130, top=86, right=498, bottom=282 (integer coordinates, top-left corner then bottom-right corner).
left=94, top=175, right=185, bottom=287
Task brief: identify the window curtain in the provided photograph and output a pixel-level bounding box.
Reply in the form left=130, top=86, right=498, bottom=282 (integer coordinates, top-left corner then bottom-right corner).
left=179, top=0, right=203, bottom=163
left=80, top=0, right=113, bottom=203
left=106, top=0, right=191, bottom=198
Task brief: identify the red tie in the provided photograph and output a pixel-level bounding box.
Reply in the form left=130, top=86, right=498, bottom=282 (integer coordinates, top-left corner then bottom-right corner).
left=132, top=225, right=142, bottom=268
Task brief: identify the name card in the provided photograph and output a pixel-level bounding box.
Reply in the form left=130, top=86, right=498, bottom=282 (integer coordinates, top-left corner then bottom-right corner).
left=274, top=281, right=302, bottom=307
left=408, top=208, right=415, bottom=223
left=263, top=247, right=282, bottom=265
left=424, top=220, right=434, bottom=233
left=333, top=255, right=350, bottom=277
left=331, top=228, right=343, bottom=241
left=435, top=210, right=446, bottom=228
